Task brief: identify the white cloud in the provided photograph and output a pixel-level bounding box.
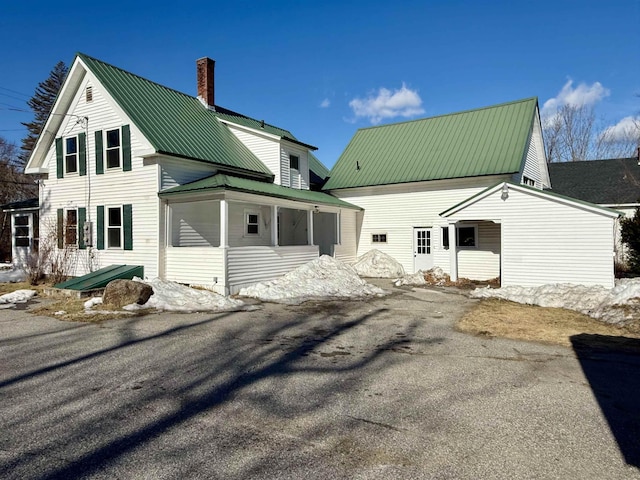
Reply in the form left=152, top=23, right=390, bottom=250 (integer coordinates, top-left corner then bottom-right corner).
left=600, top=116, right=640, bottom=141
left=349, top=83, right=425, bottom=124
left=541, top=79, right=610, bottom=118
left=319, top=98, right=330, bottom=108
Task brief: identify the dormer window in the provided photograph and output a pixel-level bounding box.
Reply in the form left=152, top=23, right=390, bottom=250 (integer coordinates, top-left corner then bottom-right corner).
left=289, top=154, right=299, bottom=170
left=65, top=137, right=78, bottom=174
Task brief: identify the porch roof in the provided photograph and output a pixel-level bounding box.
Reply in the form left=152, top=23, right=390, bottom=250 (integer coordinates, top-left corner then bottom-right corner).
left=158, top=174, right=361, bottom=209
left=1, top=198, right=39, bottom=212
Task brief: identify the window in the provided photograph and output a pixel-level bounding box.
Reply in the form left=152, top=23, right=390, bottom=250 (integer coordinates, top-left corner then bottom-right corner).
left=372, top=233, right=387, bottom=243
left=65, top=136, right=78, bottom=173
left=289, top=154, right=299, bottom=170
left=441, top=227, right=450, bottom=250
left=246, top=212, right=259, bottom=235
left=522, top=176, right=535, bottom=186
left=14, top=215, right=30, bottom=247
left=106, top=128, right=121, bottom=169
left=107, top=207, right=123, bottom=248
left=456, top=225, right=477, bottom=248
left=65, top=209, right=78, bottom=245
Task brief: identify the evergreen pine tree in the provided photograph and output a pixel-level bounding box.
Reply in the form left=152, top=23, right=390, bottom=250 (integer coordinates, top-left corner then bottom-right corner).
left=620, top=205, right=640, bottom=273
left=20, top=61, right=68, bottom=165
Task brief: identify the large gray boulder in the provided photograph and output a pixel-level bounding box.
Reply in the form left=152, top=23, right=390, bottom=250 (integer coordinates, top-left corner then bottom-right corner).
left=102, top=279, right=153, bottom=308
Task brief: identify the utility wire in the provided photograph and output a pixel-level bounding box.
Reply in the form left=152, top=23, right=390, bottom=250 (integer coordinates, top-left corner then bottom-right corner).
left=0, top=86, right=30, bottom=98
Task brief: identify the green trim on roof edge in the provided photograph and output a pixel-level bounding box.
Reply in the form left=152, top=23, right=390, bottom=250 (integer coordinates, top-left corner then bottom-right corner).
left=159, top=173, right=361, bottom=209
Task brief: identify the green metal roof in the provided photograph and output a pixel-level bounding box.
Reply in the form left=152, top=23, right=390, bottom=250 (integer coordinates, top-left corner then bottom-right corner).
left=323, top=97, right=538, bottom=190
left=79, top=53, right=284, bottom=177
left=159, top=173, right=360, bottom=209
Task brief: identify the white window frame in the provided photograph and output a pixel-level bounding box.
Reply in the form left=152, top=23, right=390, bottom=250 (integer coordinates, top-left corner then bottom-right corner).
left=64, top=135, right=78, bottom=174
left=289, top=154, right=299, bottom=171
left=65, top=208, right=78, bottom=246
left=441, top=226, right=450, bottom=250
left=13, top=214, right=31, bottom=248
left=105, top=127, right=122, bottom=170
left=372, top=233, right=387, bottom=243
left=456, top=224, right=478, bottom=249
left=522, top=176, right=535, bottom=187
left=107, top=206, right=124, bottom=249
left=245, top=210, right=260, bottom=236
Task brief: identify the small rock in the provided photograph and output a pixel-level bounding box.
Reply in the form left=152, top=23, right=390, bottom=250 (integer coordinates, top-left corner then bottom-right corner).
left=102, top=279, right=153, bottom=308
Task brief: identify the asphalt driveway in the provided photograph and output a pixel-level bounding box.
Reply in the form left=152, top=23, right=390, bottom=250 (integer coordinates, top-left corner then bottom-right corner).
left=1, top=283, right=639, bottom=479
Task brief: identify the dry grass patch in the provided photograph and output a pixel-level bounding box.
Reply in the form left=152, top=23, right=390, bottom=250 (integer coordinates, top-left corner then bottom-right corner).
left=0, top=281, right=46, bottom=296
left=457, top=298, right=640, bottom=347
left=30, top=297, right=149, bottom=322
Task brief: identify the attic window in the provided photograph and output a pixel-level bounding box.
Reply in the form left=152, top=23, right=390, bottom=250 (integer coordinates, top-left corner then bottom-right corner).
left=86, top=86, right=93, bottom=103
left=289, top=154, right=299, bottom=170
left=522, top=176, right=535, bottom=186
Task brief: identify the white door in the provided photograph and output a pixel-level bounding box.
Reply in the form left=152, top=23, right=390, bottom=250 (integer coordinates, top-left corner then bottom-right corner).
left=413, top=227, right=433, bottom=272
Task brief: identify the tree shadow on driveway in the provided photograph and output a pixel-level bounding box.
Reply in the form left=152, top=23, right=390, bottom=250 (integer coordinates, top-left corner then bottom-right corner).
left=571, top=333, right=640, bottom=467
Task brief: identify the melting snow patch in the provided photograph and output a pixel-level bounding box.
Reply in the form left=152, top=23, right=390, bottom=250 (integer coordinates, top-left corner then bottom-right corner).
left=84, top=297, right=103, bottom=310
left=0, top=267, right=26, bottom=283
left=352, top=249, right=405, bottom=278
left=472, top=278, right=640, bottom=325
left=394, top=271, right=427, bottom=287
left=394, top=267, right=450, bottom=287
left=123, top=277, right=247, bottom=313
left=0, top=289, right=36, bottom=308
left=239, top=255, right=387, bottom=304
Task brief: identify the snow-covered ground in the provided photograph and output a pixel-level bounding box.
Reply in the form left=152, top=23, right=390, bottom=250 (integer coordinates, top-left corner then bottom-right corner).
left=123, top=278, right=247, bottom=313
left=239, top=255, right=387, bottom=304
left=0, top=267, right=26, bottom=283
left=352, top=249, right=405, bottom=278
left=394, top=267, right=451, bottom=287
left=472, top=278, right=640, bottom=325
left=0, top=289, right=37, bottom=309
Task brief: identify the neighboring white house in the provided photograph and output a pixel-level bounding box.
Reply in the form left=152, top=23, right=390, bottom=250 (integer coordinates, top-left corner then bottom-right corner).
left=323, top=98, right=620, bottom=288
left=1, top=198, right=39, bottom=268
left=24, top=53, right=360, bottom=294
left=548, top=157, right=640, bottom=266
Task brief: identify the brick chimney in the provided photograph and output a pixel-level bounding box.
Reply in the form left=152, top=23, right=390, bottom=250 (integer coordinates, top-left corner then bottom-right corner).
left=196, top=57, right=215, bottom=108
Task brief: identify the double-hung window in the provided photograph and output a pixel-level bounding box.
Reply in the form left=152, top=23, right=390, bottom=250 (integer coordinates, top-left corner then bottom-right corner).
left=65, top=137, right=78, bottom=174
left=107, top=207, right=123, bottom=248
left=106, top=128, right=121, bottom=169
left=65, top=209, right=78, bottom=245
left=246, top=211, right=259, bottom=236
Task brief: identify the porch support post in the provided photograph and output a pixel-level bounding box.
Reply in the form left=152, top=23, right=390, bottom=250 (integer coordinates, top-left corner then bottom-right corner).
left=308, top=209, right=314, bottom=246
left=271, top=205, right=278, bottom=246
left=448, top=222, right=458, bottom=281
left=220, top=199, right=229, bottom=248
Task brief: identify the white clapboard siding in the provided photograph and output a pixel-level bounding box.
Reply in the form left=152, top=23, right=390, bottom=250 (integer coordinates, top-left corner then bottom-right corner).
left=457, top=221, right=501, bottom=280
left=334, top=176, right=509, bottom=274
left=334, top=209, right=358, bottom=264
left=40, top=74, right=160, bottom=278
left=517, top=111, right=549, bottom=189
left=170, top=200, right=220, bottom=247
left=160, top=157, right=217, bottom=190
left=164, top=246, right=225, bottom=291
left=447, top=187, right=616, bottom=288
left=226, top=125, right=280, bottom=181
left=227, top=202, right=273, bottom=247
left=227, top=245, right=319, bottom=293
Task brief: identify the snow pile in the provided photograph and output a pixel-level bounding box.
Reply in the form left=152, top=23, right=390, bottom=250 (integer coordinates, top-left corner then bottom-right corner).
left=394, top=271, right=427, bottom=287
left=0, top=289, right=36, bottom=309
left=472, top=278, right=640, bottom=324
left=239, top=255, right=387, bottom=303
left=352, top=249, right=405, bottom=278
left=0, top=267, right=26, bottom=283
left=394, top=267, right=450, bottom=287
left=123, top=277, right=246, bottom=313
left=84, top=297, right=103, bottom=310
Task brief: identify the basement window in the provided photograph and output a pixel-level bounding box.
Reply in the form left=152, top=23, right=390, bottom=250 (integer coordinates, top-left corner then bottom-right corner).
left=372, top=233, right=387, bottom=243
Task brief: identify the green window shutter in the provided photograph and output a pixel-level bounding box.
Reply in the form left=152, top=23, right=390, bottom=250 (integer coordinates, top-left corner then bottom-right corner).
left=57, top=209, right=64, bottom=249
left=95, top=130, right=104, bottom=174
left=96, top=206, right=104, bottom=250
left=78, top=207, right=86, bottom=250
left=78, top=132, right=87, bottom=176
left=55, top=138, right=64, bottom=179
left=122, top=125, right=132, bottom=172
left=123, top=204, right=133, bottom=250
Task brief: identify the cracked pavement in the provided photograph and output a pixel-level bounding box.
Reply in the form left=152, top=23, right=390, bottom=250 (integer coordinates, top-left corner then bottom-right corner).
left=1, top=281, right=639, bottom=479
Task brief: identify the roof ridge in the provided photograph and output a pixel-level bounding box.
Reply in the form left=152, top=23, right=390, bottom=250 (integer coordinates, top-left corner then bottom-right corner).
left=76, top=52, right=201, bottom=103
left=214, top=105, right=289, bottom=133
left=355, top=96, right=538, bottom=132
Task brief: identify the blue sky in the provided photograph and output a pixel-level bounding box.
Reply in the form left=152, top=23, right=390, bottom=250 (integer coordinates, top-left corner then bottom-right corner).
left=1, top=0, right=638, bottom=168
